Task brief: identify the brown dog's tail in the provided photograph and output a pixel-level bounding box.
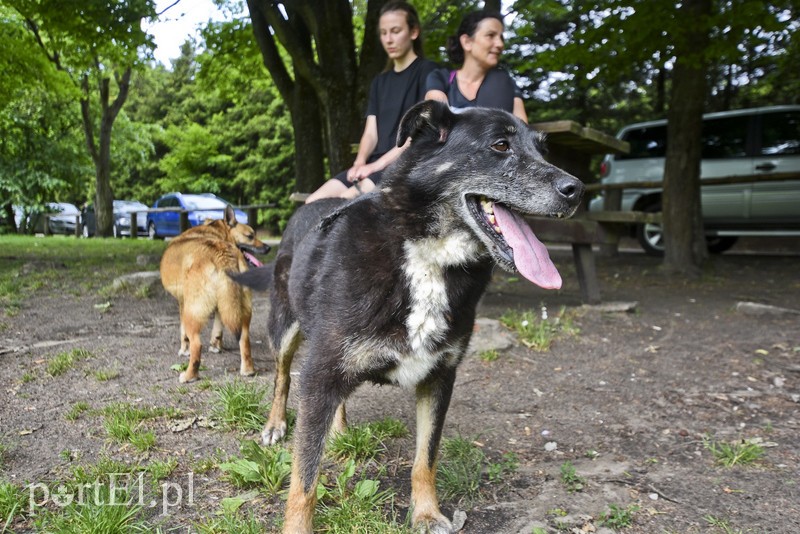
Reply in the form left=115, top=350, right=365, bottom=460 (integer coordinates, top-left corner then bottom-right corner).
left=229, top=263, right=274, bottom=292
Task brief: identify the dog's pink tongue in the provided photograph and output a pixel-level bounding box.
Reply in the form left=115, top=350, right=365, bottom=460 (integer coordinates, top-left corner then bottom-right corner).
left=243, top=251, right=263, bottom=267
left=493, top=204, right=562, bottom=289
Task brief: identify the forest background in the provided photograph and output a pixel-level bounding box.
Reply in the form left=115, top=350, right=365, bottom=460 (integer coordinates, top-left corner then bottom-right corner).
left=2, top=0, right=798, bottom=239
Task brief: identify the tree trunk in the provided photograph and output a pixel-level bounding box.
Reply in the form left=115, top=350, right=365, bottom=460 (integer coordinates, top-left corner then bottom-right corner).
left=81, top=68, right=130, bottom=237
left=662, top=0, right=711, bottom=276
left=292, top=78, right=326, bottom=192
left=247, top=0, right=386, bottom=191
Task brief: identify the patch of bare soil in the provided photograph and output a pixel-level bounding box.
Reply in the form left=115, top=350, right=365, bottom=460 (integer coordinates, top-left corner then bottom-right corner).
left=1, top=238, right=799, bottom=533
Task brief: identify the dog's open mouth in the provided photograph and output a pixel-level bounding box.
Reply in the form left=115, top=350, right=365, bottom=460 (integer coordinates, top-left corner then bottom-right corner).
left=238, top=244, right=269, bottom=268
left=469, top=196, right=562, bottom=290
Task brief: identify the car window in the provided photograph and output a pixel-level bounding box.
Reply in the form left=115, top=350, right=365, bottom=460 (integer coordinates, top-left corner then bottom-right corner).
left=617, top=125, right=667, bottom=160
left=701, top=116, right=748, bottom=159
left=760, top=111, right=800, bottom=155
left=184, top=196, right=227, bottom=210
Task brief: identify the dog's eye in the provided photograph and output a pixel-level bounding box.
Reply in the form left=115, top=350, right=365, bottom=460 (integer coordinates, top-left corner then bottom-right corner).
left=491, top=140, right=510, bottom=152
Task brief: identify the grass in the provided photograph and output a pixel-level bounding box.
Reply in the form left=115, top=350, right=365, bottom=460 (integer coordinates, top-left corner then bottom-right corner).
left=47, top=348, right=93, bottom=377
left=560, top=461, right=586, bottom=492
left=704, top=514, right=745, bottom=534
left=478, top=349, right=499, bottom=362
left=65, top=402, right=91, bottom=422
left=500, top=305, right=579, bottom=351
left=32, top=484, right=148, bottom=534
left=195, top=508, right=265, bottom=534
left=598, top=503, right=639, bottom=529
left=316, top=460, right=408, bottom=533
left=219, top=440, right=292, bottom=494
left=211, top=380, right=269, bottom=433
left=101, top=402, right=176, bottom=452
left=0, top=236, right=165, bottom=316
left=328, top=418, right=408, bottom=463
left=704, top=436, right=765, bottom=467
left=92, top=368, right=120, bottom=381
left=436, top=437, right=486, bottom=504
left=0, top=480, right=27, bottom=529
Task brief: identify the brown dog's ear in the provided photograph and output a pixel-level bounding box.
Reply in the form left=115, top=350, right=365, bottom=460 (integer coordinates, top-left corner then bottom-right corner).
left=224, top=204, right=237, bottom=227
left=396, top=100, right=455, bottom=147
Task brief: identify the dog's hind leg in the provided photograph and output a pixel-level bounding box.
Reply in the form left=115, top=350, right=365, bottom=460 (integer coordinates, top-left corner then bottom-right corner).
left=236, top=311, right=255, bottom=377
left=262, top=321, right=300, bottom=445
left=410, top=368, right=457, bottom=534
left=177, top=304, right=190, bottom=357
left=178, top=313, right=205, bottom=383
left=208, top=312, right=223, bottom=354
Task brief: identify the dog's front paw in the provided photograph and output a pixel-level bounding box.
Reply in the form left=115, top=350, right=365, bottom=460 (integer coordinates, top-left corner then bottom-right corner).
left=178, top=371, right=198, bottom=383
left=208, top=346, right=221, bottom=354
left=239, top=365, right=255, bottom=377
left=415, top=516, right=454, bottom=534
left=261, top=421, right=288, bottom=446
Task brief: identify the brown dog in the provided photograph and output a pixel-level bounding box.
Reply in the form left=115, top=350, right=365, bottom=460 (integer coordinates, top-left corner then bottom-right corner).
left=160, top=205, right=269, bottom=383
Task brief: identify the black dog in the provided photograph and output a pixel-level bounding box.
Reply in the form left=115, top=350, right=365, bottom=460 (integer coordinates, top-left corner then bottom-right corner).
left=234, top=100, right=584, bottom=533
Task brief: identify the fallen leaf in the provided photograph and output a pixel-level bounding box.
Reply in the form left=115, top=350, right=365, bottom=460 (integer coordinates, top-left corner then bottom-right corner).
left=755, top=349, right=769, bottom=355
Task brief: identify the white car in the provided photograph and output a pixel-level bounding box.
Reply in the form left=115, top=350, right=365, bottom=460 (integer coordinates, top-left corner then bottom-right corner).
left=590, top=105, right=800, bottom=255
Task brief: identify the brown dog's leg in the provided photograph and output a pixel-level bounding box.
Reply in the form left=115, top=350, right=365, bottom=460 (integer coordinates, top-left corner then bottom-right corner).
left=179, top=315, right=203, bottom=383
left=209, top=313, right=223, bottom=353
left=262, top=322, right=301, bottom=445
left=411, top=369, right=456, bottom=533
left=178, top=305, right=190, bottom=357
left=238, top=314, right=255, bottom=377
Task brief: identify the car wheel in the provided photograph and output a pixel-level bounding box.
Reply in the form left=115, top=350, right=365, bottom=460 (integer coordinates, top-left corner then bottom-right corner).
left=148, top=222, right=158, bottom=240
left=706, top=236, right=738, bottom=254
left=636, top=203, right=665, bottom=256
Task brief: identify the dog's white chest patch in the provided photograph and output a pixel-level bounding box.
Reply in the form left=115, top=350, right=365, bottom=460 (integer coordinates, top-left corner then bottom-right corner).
left=384, top=232, right=481, bottom=387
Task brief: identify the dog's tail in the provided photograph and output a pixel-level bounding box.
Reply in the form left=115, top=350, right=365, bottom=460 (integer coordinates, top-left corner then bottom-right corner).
left=229, top=263, right=274, bottom=291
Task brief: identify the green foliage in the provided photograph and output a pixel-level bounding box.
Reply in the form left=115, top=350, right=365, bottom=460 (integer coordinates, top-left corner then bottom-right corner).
left=47, top=349, right=93, bottom=377
left=436, top=437, right=485, bottom=503
left=598, top=503, right=640, bottom=529
left=500, top=306, right=579, bottom=351
left=65, top=402, right=91, bottom=421
left=219, top=440, right=292, bottom=494
left=559, top=461, right=586, bottom=492
left=194, top=508, right=264, bottom=534
left=101, top=402, right=175, bottom=452
left=32, top=484, right=148, bottom=534
left=211, top=380, right=269, bottom=433
left=0, top=479, right=27, bottom=527
left=316, top=460, right=407, bottom=533
left=328, top=418, right=409, bottom=463
left=704, top=436, right=766, bottom=467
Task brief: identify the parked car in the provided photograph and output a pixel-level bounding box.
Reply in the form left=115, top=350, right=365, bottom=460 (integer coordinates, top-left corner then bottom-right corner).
left=27, top=202, right=81, bottom=235
left=146, top=193, right=248, bottom=239
left=590, top=105, right=800, bottom=255
left=81, top=200, right=149, bottom=238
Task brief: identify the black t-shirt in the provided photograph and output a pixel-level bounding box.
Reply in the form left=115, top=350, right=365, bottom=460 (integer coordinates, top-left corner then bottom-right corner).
left=366, top=57, right=438, bottom=157
left=425, top=67, right=520, bottom=113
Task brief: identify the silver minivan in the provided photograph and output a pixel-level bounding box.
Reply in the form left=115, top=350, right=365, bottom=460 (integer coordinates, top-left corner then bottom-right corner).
left=590, top=105, right=800, bottom=255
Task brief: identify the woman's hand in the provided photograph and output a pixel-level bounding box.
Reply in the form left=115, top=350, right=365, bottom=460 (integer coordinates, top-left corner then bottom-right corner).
left=348, top=162, right=377, bottom=182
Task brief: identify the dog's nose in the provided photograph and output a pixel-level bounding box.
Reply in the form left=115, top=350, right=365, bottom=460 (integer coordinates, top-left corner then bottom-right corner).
left=555, top=176, right=584, bottom=204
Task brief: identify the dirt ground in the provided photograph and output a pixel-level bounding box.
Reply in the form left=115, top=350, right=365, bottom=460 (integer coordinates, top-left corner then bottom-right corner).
left=1, top=236, right=799, bottom=533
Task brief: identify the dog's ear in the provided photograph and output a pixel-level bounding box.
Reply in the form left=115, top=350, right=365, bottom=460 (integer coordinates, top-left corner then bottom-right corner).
left=224, top=205, right=237, bottom=228
left=397, top=100, right=455, bottom=147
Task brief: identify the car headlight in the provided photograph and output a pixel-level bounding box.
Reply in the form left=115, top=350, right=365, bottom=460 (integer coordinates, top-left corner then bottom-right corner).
left=118, top=216, right=130, bottom=225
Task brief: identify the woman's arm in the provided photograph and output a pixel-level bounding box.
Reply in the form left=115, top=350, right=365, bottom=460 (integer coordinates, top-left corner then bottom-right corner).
left=513, top=97, right=528, bottom=124
left=424, top=89, right=449, bottom=103
left=347, top=116, right=379, bottom=181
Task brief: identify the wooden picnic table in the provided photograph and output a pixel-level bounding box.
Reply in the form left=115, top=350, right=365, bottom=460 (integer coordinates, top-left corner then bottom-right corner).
left=527, top=120, right=631, bottom=303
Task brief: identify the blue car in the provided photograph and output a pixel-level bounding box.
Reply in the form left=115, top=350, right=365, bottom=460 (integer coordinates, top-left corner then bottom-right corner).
left=146, top=193, right=248, bottom=239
